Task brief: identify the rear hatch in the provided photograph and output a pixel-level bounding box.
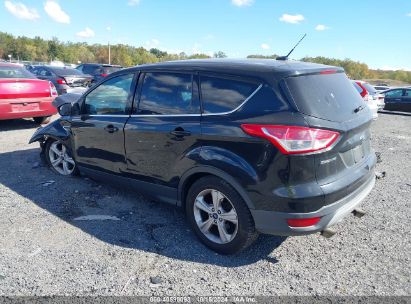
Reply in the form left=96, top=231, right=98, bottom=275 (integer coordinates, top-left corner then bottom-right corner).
left=283, top=71, right=375, bottom=202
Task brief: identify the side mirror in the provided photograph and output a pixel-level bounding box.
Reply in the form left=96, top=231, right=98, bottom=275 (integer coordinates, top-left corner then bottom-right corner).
left=58, top=103, right=72, bottom=116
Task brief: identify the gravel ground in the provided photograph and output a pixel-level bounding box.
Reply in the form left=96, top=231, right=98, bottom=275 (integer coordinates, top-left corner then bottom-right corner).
left=0, top=113, right=409, bottom=297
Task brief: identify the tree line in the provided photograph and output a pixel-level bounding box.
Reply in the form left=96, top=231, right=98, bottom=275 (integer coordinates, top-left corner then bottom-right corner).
left=1, top=31, right=410, bottom=83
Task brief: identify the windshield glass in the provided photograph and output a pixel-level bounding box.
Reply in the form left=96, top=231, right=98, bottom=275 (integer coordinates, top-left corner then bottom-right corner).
left=285, top=72, right=365, bottom=122
left=0, top=66, right=36, bottom=79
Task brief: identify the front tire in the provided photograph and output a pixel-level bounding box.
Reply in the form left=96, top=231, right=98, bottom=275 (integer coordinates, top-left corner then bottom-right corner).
left=186, top=176, right=258, bottom=254
left=45, top=140, right=78, bottom=176
left=33, top=116, right=51, bottom=125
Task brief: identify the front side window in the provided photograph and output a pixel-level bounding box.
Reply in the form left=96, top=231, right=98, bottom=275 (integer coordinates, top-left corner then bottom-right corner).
left=138, top=72, right=198, bottom=115
left=385, top=89, right=403, bottom=98
left=83, top=73, right=134, bottom=115
left=403, top=89, right=411, bottom=97
left=200, top=75, right=259, bottom=114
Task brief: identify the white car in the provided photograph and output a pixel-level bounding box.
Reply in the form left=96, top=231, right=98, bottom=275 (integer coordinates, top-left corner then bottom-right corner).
left=352, top=80, right=380, bottom=120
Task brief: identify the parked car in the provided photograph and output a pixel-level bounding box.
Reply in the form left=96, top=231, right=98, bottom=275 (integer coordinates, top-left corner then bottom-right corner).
left=30, top=59, right=376, bottom=254
left=0, top=63, right=58, bottom=124
left=75, top=63, right=122, bottom=84
left=352, top=80, right=381, bottom=118
left=31, top=66, right=92, bottom=95
left=381, top=88, right=411, bottom=112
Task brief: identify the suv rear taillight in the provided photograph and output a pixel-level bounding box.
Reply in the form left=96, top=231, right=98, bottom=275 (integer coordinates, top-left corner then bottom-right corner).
left=241, top=125, right=340, bottom=155
left=49, top=81, right=58, bottom=97
left=56, top=78, right=66, bottom=85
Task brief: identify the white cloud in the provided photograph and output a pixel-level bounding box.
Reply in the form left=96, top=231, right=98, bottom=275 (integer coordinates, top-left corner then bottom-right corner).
left=145, top=39, right=160, bottom=49
left=44, top=0, right=70, bottom=24
left=76, top=27, right=95, bottom=38
left=407, top=12, right=411, bottom=17
left=231, top=0, right=254, bottom=7
left=4, top=1, right=39, bottom=20
left=315, top=24, right=330, bottom=31
left=128, top=0, right=140, bottom=6
left=279, top=14, right=304, bottom=24
left=261, top=43, right=270, bottom=50
left=203, top=34, right=215, bottom=40
left=106, top=26, right=112, bottom=31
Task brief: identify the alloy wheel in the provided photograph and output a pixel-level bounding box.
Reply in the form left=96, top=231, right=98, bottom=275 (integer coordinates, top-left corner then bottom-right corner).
left=193, top=189, right=239, bottom=244
left=48, top=141, right=76, bottom=175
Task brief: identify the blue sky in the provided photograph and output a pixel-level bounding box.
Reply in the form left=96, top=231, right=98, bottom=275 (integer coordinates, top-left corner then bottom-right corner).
left=1, top=0, right=410, bottom=70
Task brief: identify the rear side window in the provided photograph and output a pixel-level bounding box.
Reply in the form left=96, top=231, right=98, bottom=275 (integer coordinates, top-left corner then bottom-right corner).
left=200, top=75, right=259, bottom=114
left=285, top=72, right=365, bottom=122
left=138, top=72, right=198, bottom=115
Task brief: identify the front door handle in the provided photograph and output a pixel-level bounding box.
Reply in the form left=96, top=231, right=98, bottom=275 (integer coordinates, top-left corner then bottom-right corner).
left=104, top=125, right=119, bottom=133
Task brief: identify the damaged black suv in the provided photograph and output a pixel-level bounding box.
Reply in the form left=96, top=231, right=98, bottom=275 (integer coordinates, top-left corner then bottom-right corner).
left=30, top=59, right=376, bottom=254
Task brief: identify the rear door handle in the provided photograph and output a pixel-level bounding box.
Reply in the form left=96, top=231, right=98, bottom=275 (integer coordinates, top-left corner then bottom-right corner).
left=104, top=125, right=119, bottom=133
left=171, top=128, right=191, bottom=137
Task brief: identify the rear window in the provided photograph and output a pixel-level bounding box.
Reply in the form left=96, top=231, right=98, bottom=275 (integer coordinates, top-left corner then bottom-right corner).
left=102, top=66, right=122, bottom=74
left=200, top=76, right=259, bottom=114
left=0, top=66, right=36, bottom=79
left=285, top=72, right=365, bottom=122
left=361, top=82, right=377, bottom=95
left=353, top=82, right=363, bottom=94
left=50, top=67, right=83, bottom=76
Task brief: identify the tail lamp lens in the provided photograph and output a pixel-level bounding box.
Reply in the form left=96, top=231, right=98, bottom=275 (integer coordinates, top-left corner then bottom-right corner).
left=49, top=81, right=58, bottom=97
left=241, top=125, right=340, bottom=155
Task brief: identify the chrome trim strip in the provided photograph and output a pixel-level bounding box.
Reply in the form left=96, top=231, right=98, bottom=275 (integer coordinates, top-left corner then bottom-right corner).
left=88, top=115, right=131, bottom=118
left=85, top=84, right=263, bottom=118
left=130, top=113, right=201, bottom=118
left=202, top=84, right=263, bottom=116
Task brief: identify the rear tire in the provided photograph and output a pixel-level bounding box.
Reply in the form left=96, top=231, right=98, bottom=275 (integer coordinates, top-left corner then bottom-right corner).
left=186, top=176, right=258, bottom=254
left=44, top=139, right=79, bottom=176
left=33, top=116, right=51, bottom=125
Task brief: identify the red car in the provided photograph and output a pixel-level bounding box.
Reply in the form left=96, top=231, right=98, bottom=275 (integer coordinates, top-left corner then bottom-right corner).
left=0, top=63, right=58, bottom=124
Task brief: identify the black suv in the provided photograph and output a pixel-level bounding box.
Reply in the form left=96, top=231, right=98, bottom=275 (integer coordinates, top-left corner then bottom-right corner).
left=76, top=63, right=122, bottom=84
left=30, top=59, right=376, bottom=254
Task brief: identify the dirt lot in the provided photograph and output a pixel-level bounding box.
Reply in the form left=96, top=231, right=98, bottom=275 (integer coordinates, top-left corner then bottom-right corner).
left=0, top=113, right=410, bottom=296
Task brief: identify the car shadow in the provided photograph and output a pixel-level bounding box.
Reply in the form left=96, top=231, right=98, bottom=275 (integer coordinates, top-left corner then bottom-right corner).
left=0, top=148, right=286, bottom=267
left=0, top=118, right=41, bottom=131
left=379, top=110, right=411, bottom=117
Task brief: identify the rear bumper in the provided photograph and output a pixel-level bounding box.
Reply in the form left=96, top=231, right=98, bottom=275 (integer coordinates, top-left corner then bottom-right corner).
left=0, top=97, right=57, bottom=120
left=251, top=172, right=375, bottom=236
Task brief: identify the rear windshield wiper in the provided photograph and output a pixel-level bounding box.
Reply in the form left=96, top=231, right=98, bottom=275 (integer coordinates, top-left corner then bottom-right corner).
left=354, top=105, right=365, bottom=113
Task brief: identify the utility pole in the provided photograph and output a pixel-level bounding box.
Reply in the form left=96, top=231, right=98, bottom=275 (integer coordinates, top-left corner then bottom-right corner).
left=108, top=42, right=111, bottom=64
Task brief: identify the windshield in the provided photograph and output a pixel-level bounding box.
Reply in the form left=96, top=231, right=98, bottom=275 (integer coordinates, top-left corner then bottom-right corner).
left=0, top=66, right=36, bottom=79
left=50, top=67, right=84, bottom=76
left=285, top=72, right=365, bottom=122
